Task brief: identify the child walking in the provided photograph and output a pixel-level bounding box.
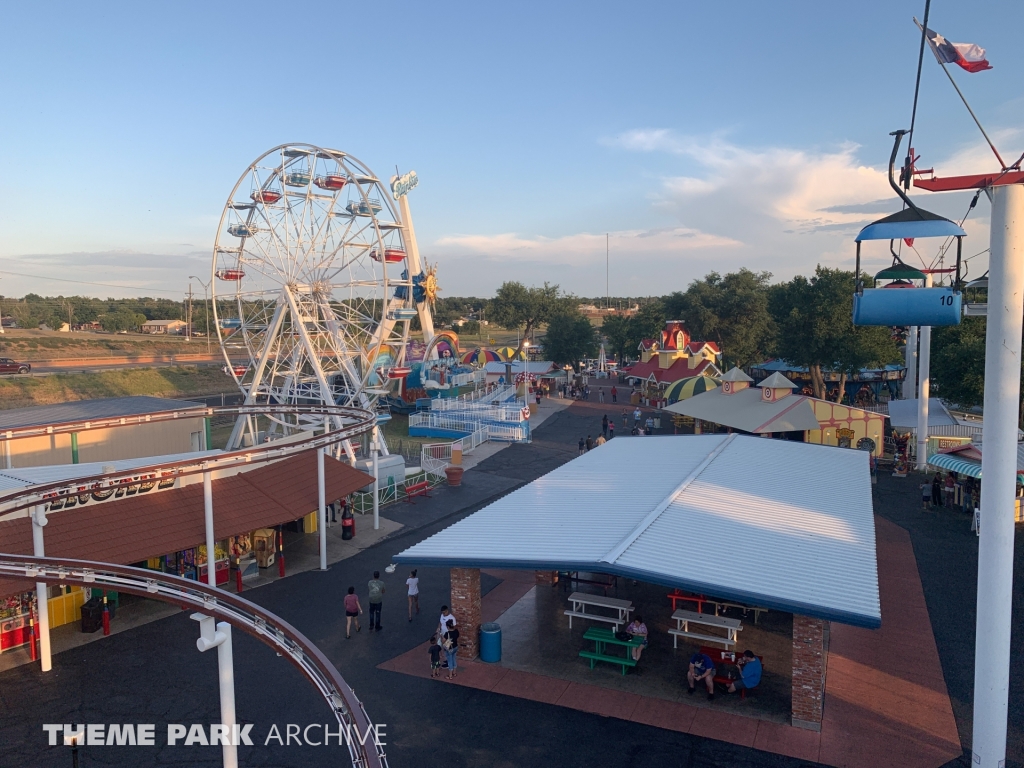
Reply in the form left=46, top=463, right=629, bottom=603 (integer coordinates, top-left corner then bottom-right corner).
left=344, top=586, right=362, bottom=638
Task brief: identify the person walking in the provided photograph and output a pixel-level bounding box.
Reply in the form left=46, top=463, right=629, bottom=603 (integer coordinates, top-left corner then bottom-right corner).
left=601, top=415, right=608, bottom=438
left=406, top=569, right=420, bottom=622
left=621, top=408, right=629, bottom=430
left=943, top=473, right=956, bottom=508
left=595, top=434, right=606, bottom=447
left=920, top=479, right=932, bottom=510
left=578, top=437, right=586, bottom=456
left=344, top=587, right=362, bottom=639
left=931, top=473, right=943, bottom=508
left=608, top=420, right=615, bottom=439
left=633, top=407, right=641, bottom=427
left=611, top=386, right=618, bottom=403
left=645, top=415, right=654, bottom=434
left=586, top=435, right=594, bottom=451
left=599, top=388, right=605, bottom=403
left=367, top=570, right=385, bottom=631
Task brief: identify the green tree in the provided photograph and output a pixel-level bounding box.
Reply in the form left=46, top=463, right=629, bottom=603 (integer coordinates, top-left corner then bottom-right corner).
left=625, top=300, right=666, bottom=359
left=664, top=269, right=775, bottom=368
left=100, top=310, right=147, bottom=332
left=488, top=282, right=571, bottom=359
left=544, top=311, right=599, bottom=371
left=601, top=314, right=632, bottom=363
left=770, top=267, right=899, bottom=401
left=932, top=317, right=987, bottom=409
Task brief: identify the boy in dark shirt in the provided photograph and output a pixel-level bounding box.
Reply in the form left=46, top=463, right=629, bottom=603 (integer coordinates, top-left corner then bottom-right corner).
left=428, top=635, right=442, bottom=678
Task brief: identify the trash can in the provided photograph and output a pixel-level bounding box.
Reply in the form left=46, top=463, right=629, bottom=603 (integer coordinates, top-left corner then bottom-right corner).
left=81, top=598, right=103, bottom=633
left=479, top=622, right=501, bottom=663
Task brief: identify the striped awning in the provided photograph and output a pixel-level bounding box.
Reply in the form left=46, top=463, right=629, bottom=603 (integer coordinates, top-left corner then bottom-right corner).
left=928, top=453, right=982, bottom=478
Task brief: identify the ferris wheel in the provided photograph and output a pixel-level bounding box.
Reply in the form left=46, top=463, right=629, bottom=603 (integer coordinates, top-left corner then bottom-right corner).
left=211, top=143, right=436, bottom=452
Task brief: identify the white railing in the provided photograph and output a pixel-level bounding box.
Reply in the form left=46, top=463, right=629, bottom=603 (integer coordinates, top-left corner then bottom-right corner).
left=430, top=384, right=517, bottom=411
left=488, top=423, right=526, bottom=442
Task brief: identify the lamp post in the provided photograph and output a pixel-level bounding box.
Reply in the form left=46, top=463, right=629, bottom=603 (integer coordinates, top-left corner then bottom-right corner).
left=188, top=275, right=212, bottom=353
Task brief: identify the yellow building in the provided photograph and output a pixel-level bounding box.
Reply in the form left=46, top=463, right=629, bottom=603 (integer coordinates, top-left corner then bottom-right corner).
left=805, top=400, right=887, bottom=456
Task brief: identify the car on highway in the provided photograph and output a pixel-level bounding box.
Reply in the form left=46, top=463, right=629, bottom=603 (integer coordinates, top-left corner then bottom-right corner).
left=0, top=358, right=30, bottom=374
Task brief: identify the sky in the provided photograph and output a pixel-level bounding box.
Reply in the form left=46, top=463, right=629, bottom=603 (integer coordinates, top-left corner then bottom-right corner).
left=0, top=0, right=1021, bottom=301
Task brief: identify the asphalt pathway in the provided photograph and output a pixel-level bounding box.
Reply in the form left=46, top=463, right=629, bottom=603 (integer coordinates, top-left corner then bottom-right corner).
left=5, top=399, right=1001, bottom=768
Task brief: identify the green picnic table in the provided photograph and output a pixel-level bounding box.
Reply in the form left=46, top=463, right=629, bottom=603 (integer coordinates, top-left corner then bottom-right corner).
left=579, top=626, right=644, bottom=675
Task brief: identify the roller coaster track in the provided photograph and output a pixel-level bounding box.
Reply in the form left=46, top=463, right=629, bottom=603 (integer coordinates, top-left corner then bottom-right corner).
left=0, top=404, right=377, bottom=521
left=0, top=555, right=387, bottom=767
left=0, top=403, right=386, bottom=765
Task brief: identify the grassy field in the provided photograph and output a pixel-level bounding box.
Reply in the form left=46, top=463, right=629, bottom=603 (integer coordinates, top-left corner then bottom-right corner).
left=0, top=366, right=237, bottom=410
left=0, top=329, right=210, bottom=360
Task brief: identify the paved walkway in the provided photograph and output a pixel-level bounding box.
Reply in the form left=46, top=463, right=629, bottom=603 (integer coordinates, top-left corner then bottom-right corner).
left=380, top=519, right=961, bottom=768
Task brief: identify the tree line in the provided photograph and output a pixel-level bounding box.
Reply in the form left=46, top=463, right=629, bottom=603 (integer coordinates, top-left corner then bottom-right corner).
left=487, top=268, right=902, bottom=401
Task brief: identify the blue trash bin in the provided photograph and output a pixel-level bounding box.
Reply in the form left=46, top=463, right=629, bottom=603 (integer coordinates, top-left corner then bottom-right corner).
left=479, top=622, right=501, bottom=663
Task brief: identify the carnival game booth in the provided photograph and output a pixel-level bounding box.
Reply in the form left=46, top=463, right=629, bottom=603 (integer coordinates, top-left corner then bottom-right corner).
left=393, top=434, right=880, bottom=732
left=664, top=369, right=886, bottom=456
left=928, top=442, right=1024, bottom=522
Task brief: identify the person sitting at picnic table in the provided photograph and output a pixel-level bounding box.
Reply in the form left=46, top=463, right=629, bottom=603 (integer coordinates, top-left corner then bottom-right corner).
left=688, top=651, right=717, bottom=700
left=725, top=650, right=762, bottom=694
left=625, top=615, right=648, bottom=661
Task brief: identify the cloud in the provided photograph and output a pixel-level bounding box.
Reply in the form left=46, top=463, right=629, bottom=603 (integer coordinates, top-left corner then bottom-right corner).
left=436, top=227, right=739, bottom=264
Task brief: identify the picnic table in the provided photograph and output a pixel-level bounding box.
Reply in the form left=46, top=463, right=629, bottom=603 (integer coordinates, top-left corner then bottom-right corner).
left=701, top=645, right=764, bottom=699
left=667, top=589, right=767, bottom=623
left=564, top=591, right=633, bottom=631
left=579, top=626, right=644, bottom=675
left=669, top=608, right=741, bottom=649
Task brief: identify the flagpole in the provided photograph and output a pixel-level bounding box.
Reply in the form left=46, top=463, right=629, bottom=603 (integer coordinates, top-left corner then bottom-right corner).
left=938, top=62, right=1007, bottom=169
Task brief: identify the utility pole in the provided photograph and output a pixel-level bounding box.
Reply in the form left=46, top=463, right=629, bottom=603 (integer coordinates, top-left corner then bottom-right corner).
left=186, top=284, right=193, bottom=342
left=606, top=233, right=610, bottom=310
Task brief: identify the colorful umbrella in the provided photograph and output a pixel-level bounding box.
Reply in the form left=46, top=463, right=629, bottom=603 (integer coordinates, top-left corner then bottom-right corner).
left=495, top=346, right=526, bottom=361
left=460, top=348, right=501, bottom=365
left=665, top=375, right=720, bottom=404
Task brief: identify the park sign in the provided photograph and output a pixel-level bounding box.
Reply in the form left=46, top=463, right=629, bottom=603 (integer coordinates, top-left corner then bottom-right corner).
left=390, top=171, right=418, bottom=199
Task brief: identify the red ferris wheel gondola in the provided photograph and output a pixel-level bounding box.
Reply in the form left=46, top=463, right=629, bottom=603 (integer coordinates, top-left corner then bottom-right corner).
left=370, top=248, right=406, bottom=264
left=314, top=174, right=347, bottom=191
left=250, top=189, right=282, bottom=204
left=387, top=367, right=412, bottom=379
left=216, top=269, right=245, bottom=281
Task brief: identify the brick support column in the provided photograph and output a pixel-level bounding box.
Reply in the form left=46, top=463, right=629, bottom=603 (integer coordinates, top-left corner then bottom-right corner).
left=450, top=567, right=481, bottom=659
left=791, top=615, right=828, bottom=731
left=535, top=571, right=559, bottom=586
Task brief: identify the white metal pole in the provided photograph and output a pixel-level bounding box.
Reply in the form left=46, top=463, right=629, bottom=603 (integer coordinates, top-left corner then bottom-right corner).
left=905, top=326, right=918, bottom=399
left=372, top=430, right=380, bottom=531
left=915, top=275, right=932, bottom=471
left=203, top=470, right=217, bottom=588
left=191, top=615, right=237, bottom=768
left=32, top=506, right=51, bottom=672
left=317, top=447, right=327, bottom=570
left=972, top=183, right=1024, bottom=768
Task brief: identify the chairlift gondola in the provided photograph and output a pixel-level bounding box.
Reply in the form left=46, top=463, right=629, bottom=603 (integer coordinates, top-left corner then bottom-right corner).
left=852, top=130, right=964, bottom=327
left=963, top=277, right=988, bottom=317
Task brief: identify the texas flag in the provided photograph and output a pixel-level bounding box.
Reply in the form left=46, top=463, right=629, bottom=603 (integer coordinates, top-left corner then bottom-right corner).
left=915, top=18, right=992, bottom=73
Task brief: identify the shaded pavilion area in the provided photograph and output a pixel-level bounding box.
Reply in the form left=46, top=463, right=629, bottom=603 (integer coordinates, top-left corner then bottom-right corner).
left=394, top=434, right=881, bottom=731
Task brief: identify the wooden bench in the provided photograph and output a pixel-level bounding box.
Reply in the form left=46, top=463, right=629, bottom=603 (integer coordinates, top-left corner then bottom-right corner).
left=669, top=609, right=741, bottom=649
left=578, top=649, right=638, bottom=675
left=404, top=481, right=431, bottom=503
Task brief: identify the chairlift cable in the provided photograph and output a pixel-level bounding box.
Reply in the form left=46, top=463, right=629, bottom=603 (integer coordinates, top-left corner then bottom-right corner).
left=905, top=0, right=932, bottom=189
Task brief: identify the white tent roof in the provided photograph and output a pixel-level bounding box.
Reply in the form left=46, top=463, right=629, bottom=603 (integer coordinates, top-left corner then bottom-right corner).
left=395, top=434, right=880, bottom=627
left=887, top=398, right=957, bottom=429
left=663, top=387, right=821, bottom=433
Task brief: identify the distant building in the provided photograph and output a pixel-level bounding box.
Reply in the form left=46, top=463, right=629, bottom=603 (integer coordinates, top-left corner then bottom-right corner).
left=624, top=321, right=722, bottom=388
left=141, top=319, right=187, bottom=335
